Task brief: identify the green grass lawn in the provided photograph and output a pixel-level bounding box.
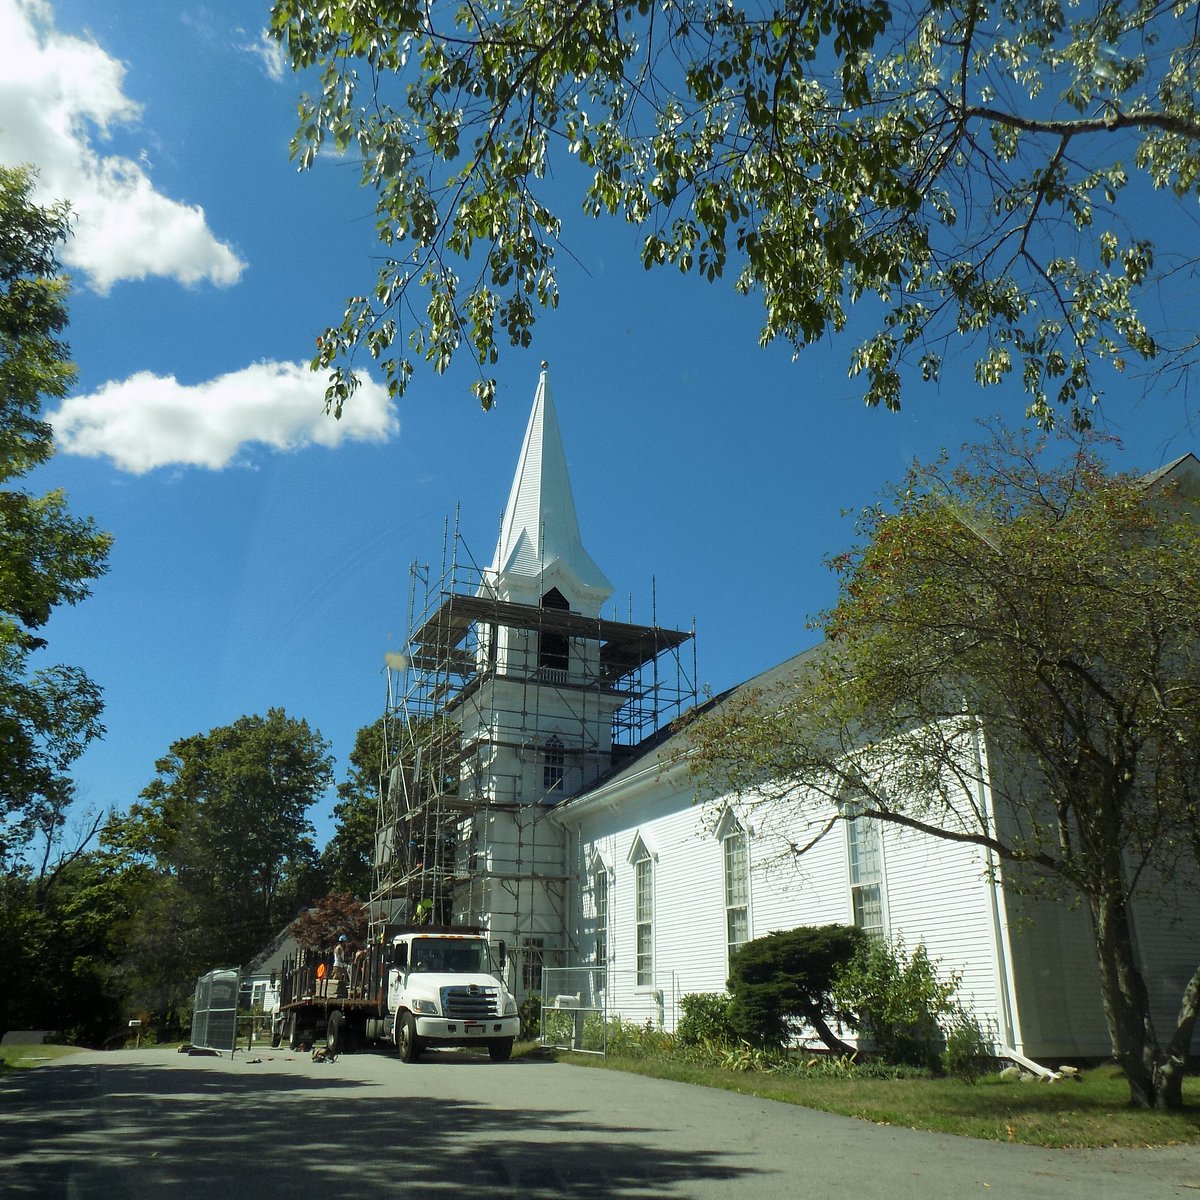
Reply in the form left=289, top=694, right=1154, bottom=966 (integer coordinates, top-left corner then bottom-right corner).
left=0, top=1043, right=84, bottom=1073
left=559, top=1053, right=1200, bottom=1148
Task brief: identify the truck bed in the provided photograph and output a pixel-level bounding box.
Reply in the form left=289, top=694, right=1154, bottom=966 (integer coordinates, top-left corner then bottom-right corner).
left=278, top=947, right=386, bottom=1013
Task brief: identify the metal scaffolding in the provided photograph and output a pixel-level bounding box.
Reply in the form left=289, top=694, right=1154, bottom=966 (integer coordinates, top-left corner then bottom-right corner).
left=370, top=514, right=695, bottom=990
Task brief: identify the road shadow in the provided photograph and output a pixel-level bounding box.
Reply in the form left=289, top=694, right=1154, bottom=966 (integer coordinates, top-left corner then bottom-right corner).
left=0, top=1054, right=760, bottom=1199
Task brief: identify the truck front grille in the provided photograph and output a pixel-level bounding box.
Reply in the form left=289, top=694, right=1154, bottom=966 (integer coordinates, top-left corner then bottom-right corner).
left=442, top=985, right=499, bottom=1020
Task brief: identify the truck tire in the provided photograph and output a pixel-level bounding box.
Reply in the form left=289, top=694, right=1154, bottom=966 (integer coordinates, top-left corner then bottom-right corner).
left=395, top=1012, right=422, bottom=1063
left=488, top=1037, right=514, bottom=1062
left=270, top=1017, right=283, bottom=1049
left=327, top=1011, right=346, bottom=1057
left=287, top=1013, right=302, bottom=1052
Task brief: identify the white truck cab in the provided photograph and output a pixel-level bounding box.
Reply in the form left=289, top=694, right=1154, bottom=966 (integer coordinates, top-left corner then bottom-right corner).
left=385, top=929, right=520, bottom=1062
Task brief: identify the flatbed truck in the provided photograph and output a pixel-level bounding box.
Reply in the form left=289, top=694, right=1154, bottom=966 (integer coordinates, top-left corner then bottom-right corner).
left=273, top=925, right=520, bottom=1061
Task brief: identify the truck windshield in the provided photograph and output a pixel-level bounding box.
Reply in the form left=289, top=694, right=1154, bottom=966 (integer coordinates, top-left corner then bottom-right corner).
left=408, top=938, right=491, bottom=974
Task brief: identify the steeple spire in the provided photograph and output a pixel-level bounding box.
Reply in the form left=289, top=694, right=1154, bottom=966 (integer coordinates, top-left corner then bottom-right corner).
left=488, top=364, right=612, bottom=610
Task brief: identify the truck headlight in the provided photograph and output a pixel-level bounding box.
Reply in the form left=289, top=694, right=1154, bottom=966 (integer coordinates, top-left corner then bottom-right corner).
left=503, top=996, right=518, bottom=1016
left=411, top=998, right=439, bottom=1015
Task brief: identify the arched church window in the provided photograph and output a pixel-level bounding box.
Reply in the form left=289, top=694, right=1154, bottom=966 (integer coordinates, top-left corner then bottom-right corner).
left=594, top=868, right=608, bottom=969
left=842, top=791, right=885, bottom=937
left=633, top=843, right=654, bottom=988
left=722, top=817, right=750, bottom=963
left=543, top=736, right=565, bottom=791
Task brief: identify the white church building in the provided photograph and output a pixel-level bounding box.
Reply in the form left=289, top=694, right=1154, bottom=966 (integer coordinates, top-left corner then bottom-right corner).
left=374, top=367, right=1200, bottom=1061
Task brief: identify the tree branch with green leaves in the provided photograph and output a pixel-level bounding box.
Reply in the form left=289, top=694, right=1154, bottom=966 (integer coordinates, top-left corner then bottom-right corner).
left=273, top=0, right=1200, bottom=425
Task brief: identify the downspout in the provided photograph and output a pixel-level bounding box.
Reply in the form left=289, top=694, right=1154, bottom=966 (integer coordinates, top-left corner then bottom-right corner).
left=973, top=717, right=1020, bottom=1054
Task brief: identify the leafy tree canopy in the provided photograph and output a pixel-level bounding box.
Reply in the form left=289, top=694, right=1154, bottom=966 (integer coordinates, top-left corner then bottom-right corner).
left=272, top=0, right=1200, bottom=423
left=320, top=715, right=384, bottom=897
left=107, top=709, right=335, bottom=976
left=289, top=890, right=368, bottom=952
left=0, top=850, right=130, bottom=1043
left=688, top=429, right=1200, bottom=1108
left=0, top=163, right=110, bottom=876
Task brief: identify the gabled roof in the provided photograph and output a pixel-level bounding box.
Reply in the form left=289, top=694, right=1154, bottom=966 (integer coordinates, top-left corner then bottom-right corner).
left=1141, top=452, right=1200, bottom=509
left=1140, top=452, right=1199, bottom=489
left=244, top=922, right=302, bottom=978
left=487, top=365, right=613, bottom=602
left=554, top=642, right=826, bottom=817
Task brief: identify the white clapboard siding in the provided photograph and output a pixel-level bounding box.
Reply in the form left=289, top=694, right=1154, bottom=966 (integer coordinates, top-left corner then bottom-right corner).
left=880, top=821, right=1003, bottom=1038
left=1130, top=861, right=1200, bottom=1050
left=557, top=736, right=1200, bottom=1059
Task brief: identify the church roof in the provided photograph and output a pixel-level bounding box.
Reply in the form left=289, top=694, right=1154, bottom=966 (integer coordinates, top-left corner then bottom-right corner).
left=1141, top=452, right=1200, bottom=508
left=488, top=365, right=613, bottom=600
left=555, top=642, right=826, bottom=816
left=1140, top=451, right=1199, bottom=489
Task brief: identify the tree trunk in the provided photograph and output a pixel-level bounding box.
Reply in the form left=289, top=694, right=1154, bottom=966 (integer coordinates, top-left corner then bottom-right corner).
left=1153, top=963, right=1200, bottom=1110
left=1088, top=888, right=1164, bottom=1108
left=801, top=1002, right=858, bottom=1057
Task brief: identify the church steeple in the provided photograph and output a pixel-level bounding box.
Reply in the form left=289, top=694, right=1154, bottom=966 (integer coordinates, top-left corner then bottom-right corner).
left=487, top=364, right=612, bottom=612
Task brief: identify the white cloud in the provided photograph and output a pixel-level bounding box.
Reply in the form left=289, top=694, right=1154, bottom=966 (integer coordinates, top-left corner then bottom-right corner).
left=239, top=29, right=287, bottom=83
left=50, top=361, right=399, bottom=473
left=0, top=0, right=245, bottom=292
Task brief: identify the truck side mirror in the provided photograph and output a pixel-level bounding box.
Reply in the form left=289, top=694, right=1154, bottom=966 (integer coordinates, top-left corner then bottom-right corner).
left=391, top=942, right=408, bottom=969
left=496, top=940, right=506, bottom=968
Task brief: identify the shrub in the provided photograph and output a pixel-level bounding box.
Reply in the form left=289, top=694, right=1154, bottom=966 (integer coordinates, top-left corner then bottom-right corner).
left=727, top=924, right=865, bottom=1051
left=677, top=993, right=737, bottom=1047
left=604, top=1016, right=675, bottom=1060
left=542, top=1009, right=574, bottom=1044
left=581, top=1011, right=606, bottom=1051
left=715, top=1041, right=779, bottom=1072
left=518, top=994, right=541, bottom=1041
left=831, top=937, right=960, bottom=1069
left=941, top=1008, right=993, bottom=1082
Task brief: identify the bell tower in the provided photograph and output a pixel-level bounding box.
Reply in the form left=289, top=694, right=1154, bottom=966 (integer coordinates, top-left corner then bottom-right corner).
left=374, top=365, right=694, bottom=996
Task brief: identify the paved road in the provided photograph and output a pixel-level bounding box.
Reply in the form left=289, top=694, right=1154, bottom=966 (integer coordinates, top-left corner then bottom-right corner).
left=3, top=1047, right=1199, bottom=1198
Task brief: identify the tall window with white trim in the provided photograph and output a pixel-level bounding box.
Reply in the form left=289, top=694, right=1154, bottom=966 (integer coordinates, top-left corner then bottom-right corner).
left=633, top=845, right=653, bottom=987
left=543, top=736, right=565, bottom=791
left=594, top=868, right=608, bottom=969
left=844, top=796, right=885, bottom=937
left=722, top=818, right=750, bottom=962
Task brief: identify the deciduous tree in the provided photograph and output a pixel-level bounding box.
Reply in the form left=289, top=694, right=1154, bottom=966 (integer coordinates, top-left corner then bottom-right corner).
left=0, top=163, right=110, bottom=875
left=320, top=716, right=385, bottom=897
left=108, top=709, right=334, bottom=983
left=689, top=430, right=1200, bottom=1108
left=288, top=890, right=368, bottom=952
left=272, top=1, right=1200, bottom=424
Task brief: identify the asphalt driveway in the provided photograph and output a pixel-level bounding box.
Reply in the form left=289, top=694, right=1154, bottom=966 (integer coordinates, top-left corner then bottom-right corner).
left=2, top=1047, right=1198, bottom=1198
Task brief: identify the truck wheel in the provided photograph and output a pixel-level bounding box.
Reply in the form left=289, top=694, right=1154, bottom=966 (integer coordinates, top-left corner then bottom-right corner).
left=327, top=1011, right=346, bottom=1057
left=270, top=1017, right=283, bottom=1049
left=488, top=1037, right=514, bottom=1062
left=287, top=1013, right=301, bottom=1052
left=396, top=1012, right=422, bottom=1063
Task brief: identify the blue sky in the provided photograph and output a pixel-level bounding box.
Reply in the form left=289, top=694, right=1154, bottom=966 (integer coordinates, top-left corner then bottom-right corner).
left=3, top=0, right=1197, bottom=849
